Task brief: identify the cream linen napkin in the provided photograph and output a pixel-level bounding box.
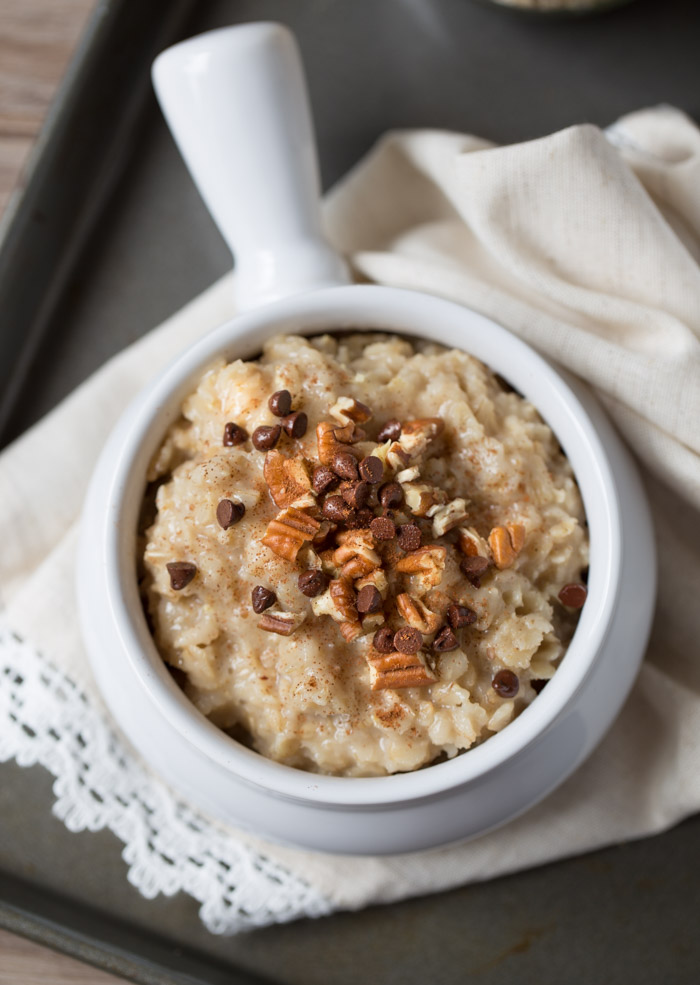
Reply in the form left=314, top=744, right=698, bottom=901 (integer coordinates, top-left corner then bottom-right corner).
left=2, top=105, right=700, bottom=927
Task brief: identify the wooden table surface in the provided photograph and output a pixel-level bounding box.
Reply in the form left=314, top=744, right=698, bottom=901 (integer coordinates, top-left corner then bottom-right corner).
left=0, top=3, right=132, bottom=981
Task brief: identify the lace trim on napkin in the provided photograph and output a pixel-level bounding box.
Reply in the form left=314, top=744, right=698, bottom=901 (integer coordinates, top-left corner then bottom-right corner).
left=0, top=618, right=331, bottom=933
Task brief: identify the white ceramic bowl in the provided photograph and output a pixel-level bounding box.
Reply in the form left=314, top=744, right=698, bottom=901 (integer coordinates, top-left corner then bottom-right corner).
left=77, top=25, right=655, bottom=855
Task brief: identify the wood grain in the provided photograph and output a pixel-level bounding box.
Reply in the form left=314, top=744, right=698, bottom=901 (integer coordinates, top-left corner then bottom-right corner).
left=0, top=8, right=135, bottom=983
left=0, top=928, right=124, bottom=984
left=0, top=0, right=96, bottom=215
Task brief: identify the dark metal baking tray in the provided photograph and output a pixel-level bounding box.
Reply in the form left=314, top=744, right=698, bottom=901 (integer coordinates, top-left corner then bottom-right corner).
left=1, top=0, right=699, bottom=981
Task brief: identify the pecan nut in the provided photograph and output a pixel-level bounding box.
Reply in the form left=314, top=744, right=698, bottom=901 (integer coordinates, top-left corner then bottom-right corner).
left=402, top=482, right=448, bottom=518
left=333, top=530, right=381, bottom=580
left=258, top=611, right=305, bottom=636
left=488, top=523, right=526, bottom=569
left=317, top=422, right=361, bottom=465
left=262, top=507, right=321, bottom=562
left=431, top=497, right=469, bottom=537
left=329, top=396, right=372, bottom=425
left=368, top=651, right=437, bottom=691
left=263, top=450, right=314, bottom=509
left=339, top=620, right=362, bottom=642
left=457, top=526, right=491, bottom=559
left=395, top=593, right=442, bottom=634
left=330, top=578, right=358, bottom=621
left=397, top=418, right=444, bottom=457
left=395, top=545, right=447, bottom=590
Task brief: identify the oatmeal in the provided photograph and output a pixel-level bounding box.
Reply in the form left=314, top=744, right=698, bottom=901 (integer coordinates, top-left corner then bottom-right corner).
left=142, top=334, right=588, bottom=777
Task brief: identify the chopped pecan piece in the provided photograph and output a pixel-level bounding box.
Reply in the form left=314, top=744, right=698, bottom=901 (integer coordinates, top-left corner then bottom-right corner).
left=507, top=522, right=526, bottom=553
left=361, top=611, right=385, bottom=633
left=329, top=396, right=372, bottom=425
left=395, top=545, right=447, bottom=591
left=262, top=507, right=321, bottom=562
left=368, top=651, right=437, bottom=691
left=316, top=422, right=362, bottom=466
left=333, top=530, right=381, bottom=580
left=397, top=418, right=444, bottom=457
left=457, top=526, right=491, bottom=558
left=258, top=611, right=304, bottom=636
left=339, top=620, right=362, bottom=642
left=387, top=441, right=411, bottom=471
left=396, top=594, right=442, bottom=634
left=395, top=465, right=420, bottom=483
left=329, top=578, right=358, bottom=621
left=431, top=498, right=469, bottom=537
left=402, top=482, right=447, bottom=517
left=263, top=450, right=314, bottom=509
left=334, top=422, right=368, bottom=445
left=489, top=523, right=526, bottom=569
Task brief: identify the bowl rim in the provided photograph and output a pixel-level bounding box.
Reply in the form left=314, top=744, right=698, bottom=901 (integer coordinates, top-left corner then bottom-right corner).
left=101, top=283, right=621, bottom=807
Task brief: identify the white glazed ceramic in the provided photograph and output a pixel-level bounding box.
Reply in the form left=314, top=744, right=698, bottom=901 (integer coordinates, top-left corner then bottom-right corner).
left=77, top=23, right=656, bottom=855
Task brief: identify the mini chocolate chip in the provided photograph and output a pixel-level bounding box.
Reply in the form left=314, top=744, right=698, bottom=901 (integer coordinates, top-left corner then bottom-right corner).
left=348, top=508, right=374, bottom=529
left=558, top=583, right=587, bottom=608
left=433, top=626, right=459, bottom=652
left=393, top=626, right=423, bottom=655
left=268, top=389, right=292, bottom=417
left=531, top=679, right=548, bottom=694
left=298, top=570, right=327, bottom=598
left=252, top=425, right=282, bottom=451
left=223, top=422, right=247, bottom=446
left=357, top=585, right=382, bottom=614
left=359, top=455, right=383, bottom=483
left=252, top=586, right=276, bottom=613
left=492, top=669, right=519, bottom=698
left=377, top=419, right=402, bottom=442
left=460, top=555, right=489, bottom=587
left=370, top=516, right=396, bottom=541
left=447, top=603, right=477, bottom=629
left=397, top=523, right=422, bottom=552
left=581, top=566, right=589, bottom=585
left=166, top=561, right=197, bottom=591
left=342, top=481, right=370, bottom=509
left=216, top=499, right=245, bottom=529
left=331, top=450, right=359, bottom=481
left=379, top=482, right=404, bottom=509
left=312, top=465, right=338, bottom=496
left=372, top=626, right=395, bottom=653
left=322, top=495, right=353, bottom=525
left=282, top=411, right=308, bottom=439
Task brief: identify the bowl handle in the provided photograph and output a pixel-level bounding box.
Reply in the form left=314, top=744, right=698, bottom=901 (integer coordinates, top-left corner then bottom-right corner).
left=152, top=23, right=350, bottom=311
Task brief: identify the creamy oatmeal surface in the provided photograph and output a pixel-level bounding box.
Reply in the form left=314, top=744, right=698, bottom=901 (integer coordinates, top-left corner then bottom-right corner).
left=142, top=334, right=589, bottom=777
